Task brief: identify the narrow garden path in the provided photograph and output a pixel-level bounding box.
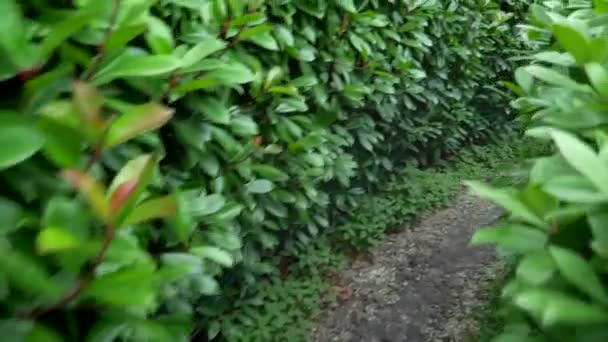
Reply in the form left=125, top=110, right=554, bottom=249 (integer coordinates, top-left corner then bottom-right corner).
left=314, top=189, right=503, bottom=342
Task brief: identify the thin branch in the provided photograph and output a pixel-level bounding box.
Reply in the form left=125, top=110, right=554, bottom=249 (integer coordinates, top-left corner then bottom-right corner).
left=26, top=226, right=115, bottom=319
left=81, top=0, right=121, bottom=81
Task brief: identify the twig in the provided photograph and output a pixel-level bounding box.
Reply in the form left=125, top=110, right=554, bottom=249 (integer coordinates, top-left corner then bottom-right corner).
left=26, top=226, right=115, bottom=319
left=81, top=0, right=121, bottom=81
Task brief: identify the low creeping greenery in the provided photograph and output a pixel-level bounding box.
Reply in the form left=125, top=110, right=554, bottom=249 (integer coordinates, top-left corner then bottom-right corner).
left=220, top=134, right=547, bottom=341
left=470, top=0, right=608, bottom=341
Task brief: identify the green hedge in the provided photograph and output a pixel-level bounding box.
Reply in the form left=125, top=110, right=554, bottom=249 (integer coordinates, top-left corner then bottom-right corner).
left=470, top=0, right=608, bottom=340
left=0, top=0, right=523, bottom=340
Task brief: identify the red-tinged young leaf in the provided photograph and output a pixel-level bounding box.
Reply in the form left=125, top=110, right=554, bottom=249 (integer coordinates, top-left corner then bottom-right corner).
left=123, top=195, right=178, bottom=225
left=108, top=154, right=157, bottom=226
left=104, top=103, right=174, bottom=147
left=62, top=169, right=109, bottom=220
left=108, top=180, right=139, bottom=216
left=73, top=81, right=104, bottom=126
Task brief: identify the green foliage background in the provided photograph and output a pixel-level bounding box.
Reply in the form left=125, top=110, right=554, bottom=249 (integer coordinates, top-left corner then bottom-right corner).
left=0, top=0, right=526, bottom=340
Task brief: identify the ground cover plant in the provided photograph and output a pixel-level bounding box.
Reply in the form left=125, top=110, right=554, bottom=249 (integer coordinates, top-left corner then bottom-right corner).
left=0, top=0, right=527, bottom=340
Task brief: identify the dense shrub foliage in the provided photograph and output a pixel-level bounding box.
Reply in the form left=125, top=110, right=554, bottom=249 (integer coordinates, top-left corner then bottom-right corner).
left=471, top=0, right=608, bottom=340
left=0, top=0, right=524, bottom=340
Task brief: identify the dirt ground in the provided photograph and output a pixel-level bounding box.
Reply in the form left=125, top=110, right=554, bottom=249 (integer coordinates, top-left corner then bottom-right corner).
left=313, top=189, right=503, bottom=342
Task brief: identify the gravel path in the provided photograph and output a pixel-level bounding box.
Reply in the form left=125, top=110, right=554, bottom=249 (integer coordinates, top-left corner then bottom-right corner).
left=313, top=189, right=503, bottom=342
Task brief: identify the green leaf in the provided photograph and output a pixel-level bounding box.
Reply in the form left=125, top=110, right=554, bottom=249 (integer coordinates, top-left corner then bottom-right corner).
left=289, top=75, right=319, bottom=88
left=92, top=53, right=182, bottom=84
left=123, top=195, right=178, bottom=225
left=0, top=113, right=45, bottom=170
left=0, top=197, right=22, bottom=235
left=516, top=250, right=555, bottom=285
left=528, top=51, right=576, bottom=66
left=246, top=179, right=275, bottom=194
left=515, top=290, right=608, bottom=326
left=36, top=227, right=80, bottom=254
left=199, top=98, right=230, bottom=124
left=208, top=202, right=243, bottom=221
left=38, top=104, right=85, bottom=167
left=466, top=182, right=546, bottom=227
left=172, top=77, right=220, bottom=93
left=230, top=116, right=259, bottom=136
left=242, top=25, right=279, bottom=51
left=176, top=63, right=255, bottom=92
left=231, top=12, right=265, bottom=26
left=145, top=16, right=174, bottom=54
left=552, top=20, right=590, bottom=63
left=106, top=24, right=147, bottom=53
left=0, top=250, right=61, bottom=299
left=274, top=25, right=294, bottom=47
left=181, top=37, right=227, bottom=68
left=208, top=321, right=221, bottom=340
left=104, top=103, right=174, bottom=147
left=189, top=193, right=226, bottom=217
left=38, top=10, right=94, bottom=61
left=472, top=224, right=547, bottom=253
left=264, top=66, right=283, bottom=89
left=251, top=164, right=289, bottom=182
left=515, top=67, right=534, bottom=93
left=336, top=0, right=357, bottom=12
left=85, top=264, right=157, bottom=309
left=524, top=65, right=587, bottom=91
left=276, top=98, right=308, bottom=113
left=551, top=130, right=608, bottom=196
left=550, top=246, right=608, bottom=304
left=169, top=191, right=195, bottom=243
left=200, top=153, right=220, bottom=177
left=585, top=62, right=608, bottom=98
left=542, top=176, right=608, bottom=203
left=0, top=0, right=37, bottom=69
left=211, top=62, right=256, bottom=85
left=190, top=246, right=234, bottom=267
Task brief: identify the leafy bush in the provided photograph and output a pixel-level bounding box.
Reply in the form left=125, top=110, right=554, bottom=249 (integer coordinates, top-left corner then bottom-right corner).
left=0, top=0, right=524, bottom=340
left=219, top=136, right=543, bottom=341
left=470, top=0, right=608, bottom=340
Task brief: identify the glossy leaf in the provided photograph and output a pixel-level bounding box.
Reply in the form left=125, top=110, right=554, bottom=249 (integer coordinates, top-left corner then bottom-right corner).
left=246, top=179, right=275, bottom=194
left=36, top=227, right=80, bottom=254
left=550, top=246, right=608, bottom=304
left=472, top=224, right=547, bottom=253
left=467, top=182, right=545, bottom=227
left=551, top=130, right=608, bottom=196
left=93, top=54, right=182, bottom=84
left=190, top=246, right=233, bottom=267
left=123, top=195, right=178, bottom=225
left=104, top=103, right=174, bottom=147
left=0, top=113, right=45, bottom=170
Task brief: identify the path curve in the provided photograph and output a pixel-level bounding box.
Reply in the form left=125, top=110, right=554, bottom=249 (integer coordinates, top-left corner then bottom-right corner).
left=314, top=189, right=502, bottom=342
